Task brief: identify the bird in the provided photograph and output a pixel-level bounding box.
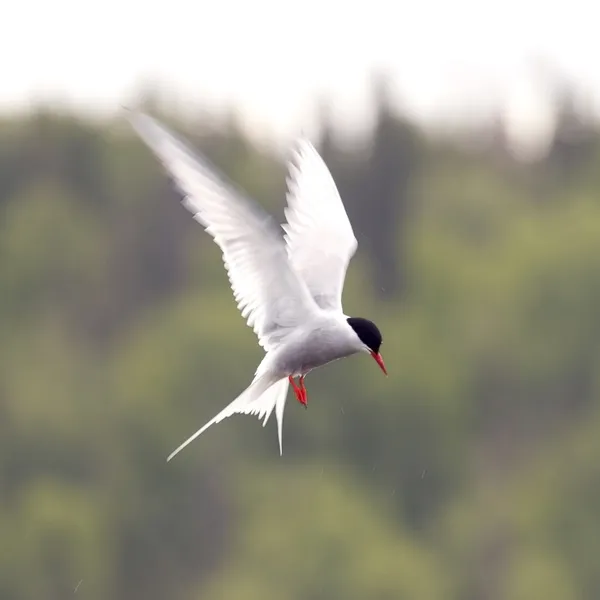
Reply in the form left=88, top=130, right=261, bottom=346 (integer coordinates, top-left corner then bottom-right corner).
left=127, top=111, right=387, bottom=460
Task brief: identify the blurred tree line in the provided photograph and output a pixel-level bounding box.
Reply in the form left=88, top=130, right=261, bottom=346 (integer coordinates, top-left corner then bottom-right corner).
left=1, top=74, right=600, bottom=600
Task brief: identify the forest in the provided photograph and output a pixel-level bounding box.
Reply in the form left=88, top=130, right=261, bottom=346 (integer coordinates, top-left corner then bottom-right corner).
left=1, top=78, right=600, bottom=599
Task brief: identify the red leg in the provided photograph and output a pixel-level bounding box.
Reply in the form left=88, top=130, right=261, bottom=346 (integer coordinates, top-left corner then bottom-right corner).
left=289, top=375, right=307, bottom=408
left=299, top=375, right=307, bottom=408
left=288, top=376, right=303, bottom=405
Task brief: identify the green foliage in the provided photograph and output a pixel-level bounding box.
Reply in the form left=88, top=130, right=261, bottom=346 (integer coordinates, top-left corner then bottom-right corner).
left=1, top=102, right=600, bottom=599
left=202, top=466, right=447, bottom=600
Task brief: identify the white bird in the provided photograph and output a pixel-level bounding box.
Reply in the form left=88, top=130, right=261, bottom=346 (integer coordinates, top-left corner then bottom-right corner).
left=127, top=112, right=387, bottom=460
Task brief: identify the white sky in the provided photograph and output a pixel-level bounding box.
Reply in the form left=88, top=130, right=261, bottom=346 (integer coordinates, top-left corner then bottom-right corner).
left=3, top=0, right=599, bottom=153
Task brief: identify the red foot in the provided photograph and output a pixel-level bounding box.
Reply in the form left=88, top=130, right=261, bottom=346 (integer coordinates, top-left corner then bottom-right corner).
left=289, top=375, right=308, bottom=409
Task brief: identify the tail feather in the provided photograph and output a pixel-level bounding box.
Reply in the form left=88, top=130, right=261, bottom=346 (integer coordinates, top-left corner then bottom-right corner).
left=260, top=378, right=289, bottom=455
left=166, top=374, right=289, bottom=461
left=274, top=381, right=288, bottom=455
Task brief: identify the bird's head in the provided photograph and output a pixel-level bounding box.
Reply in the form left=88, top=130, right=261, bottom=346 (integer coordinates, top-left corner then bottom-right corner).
left=347, top=317, right=387, bottom=375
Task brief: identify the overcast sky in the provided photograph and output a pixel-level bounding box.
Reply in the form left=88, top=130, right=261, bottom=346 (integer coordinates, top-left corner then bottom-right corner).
left=3, top=0, right=598, bottom=153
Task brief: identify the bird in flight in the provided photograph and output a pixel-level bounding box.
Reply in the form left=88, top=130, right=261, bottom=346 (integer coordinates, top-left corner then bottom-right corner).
left=127, top=112, right=387, bottom=460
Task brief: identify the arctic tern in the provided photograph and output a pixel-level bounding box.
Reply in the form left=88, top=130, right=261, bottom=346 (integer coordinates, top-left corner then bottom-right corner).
left=127, top=112, right=387, bottom=460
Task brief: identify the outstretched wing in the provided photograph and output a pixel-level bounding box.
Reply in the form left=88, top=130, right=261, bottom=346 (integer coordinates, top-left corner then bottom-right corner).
left=128, top=112, right=319, bottom=351
left=282, top=140, right=358, bottom=312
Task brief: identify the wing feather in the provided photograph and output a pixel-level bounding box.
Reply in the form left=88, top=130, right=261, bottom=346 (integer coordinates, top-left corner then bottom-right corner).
left=128, top=112, right=318, bottom=350
left=282, top=141, right=357, bottom=312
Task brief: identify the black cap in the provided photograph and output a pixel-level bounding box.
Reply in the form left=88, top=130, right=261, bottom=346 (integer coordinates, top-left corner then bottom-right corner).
left=347, top=317, right=382, bottom=354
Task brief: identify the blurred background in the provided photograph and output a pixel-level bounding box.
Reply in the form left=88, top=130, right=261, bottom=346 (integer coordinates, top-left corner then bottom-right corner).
left=3, top=1, right=600, bottom=598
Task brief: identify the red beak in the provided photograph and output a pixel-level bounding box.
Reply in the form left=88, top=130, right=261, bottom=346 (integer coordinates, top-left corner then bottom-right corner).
left=371, top=351, right=387, bottom=376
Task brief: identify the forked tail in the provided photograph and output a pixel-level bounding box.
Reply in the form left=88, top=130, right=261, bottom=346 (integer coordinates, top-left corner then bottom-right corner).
left=166, top=374, right=289, bottom=461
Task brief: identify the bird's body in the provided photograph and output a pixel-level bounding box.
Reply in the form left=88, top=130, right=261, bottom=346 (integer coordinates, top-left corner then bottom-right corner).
left=127, top=111, right=387, bottom=460
left=260, top=313, right=362, bottom=378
